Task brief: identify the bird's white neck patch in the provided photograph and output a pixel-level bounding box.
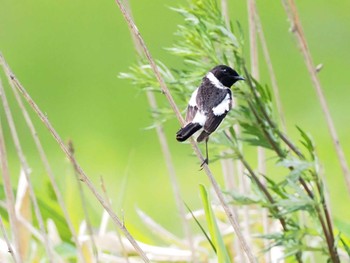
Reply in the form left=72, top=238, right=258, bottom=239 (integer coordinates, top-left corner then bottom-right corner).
left=206, top=72, right=228, bottom=89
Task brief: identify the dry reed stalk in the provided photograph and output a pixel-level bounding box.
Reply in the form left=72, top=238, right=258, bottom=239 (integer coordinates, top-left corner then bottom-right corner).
left=0, top=77, right=54, bottom=261
left=0, top=216, right=17, bottom=263
left=247, top=1, right=270, bottom=261
left=145, top=94, right=197, bottom=260
left=99, top=175, right=130, bottom=263
left=253, top=7, right=286, bottom=132
left=0, top=54, right=150, bottom=263
left=281, top=2, right=341, bottom=261
left=113, top=0, right=257, bottom=261
left=6, top=70, right=86, bottom=262
left=0, top=112, right=21, bottom=263
left=122, top=0, right=195, bottom=258
left=281, top=0, right=350, bottom=196
left=220, top=1, right=257, bottom=261
left=68, top=141, right=99, bottom=261
left=221, top=0, right=230, bottom=28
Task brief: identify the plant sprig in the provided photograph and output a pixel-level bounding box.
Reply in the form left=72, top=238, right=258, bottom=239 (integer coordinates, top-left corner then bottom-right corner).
left=121, top=0, right=347, bottom=262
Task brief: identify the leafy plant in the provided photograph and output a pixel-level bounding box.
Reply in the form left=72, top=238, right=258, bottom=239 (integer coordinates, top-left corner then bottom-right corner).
left=121, top=0, right=349, bottom=262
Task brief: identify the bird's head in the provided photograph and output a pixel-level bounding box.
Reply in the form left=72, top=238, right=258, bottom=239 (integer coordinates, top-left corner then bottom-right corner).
left=210, top=65, right=245, bottom=87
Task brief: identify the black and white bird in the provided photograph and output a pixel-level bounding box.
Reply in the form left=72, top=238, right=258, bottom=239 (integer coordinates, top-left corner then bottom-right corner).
left=176, top=65, right=244, bottom=167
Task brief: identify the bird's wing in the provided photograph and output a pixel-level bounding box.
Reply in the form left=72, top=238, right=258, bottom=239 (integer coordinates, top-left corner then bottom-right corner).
left=202, top=90, right=232, bottom=135
left=203, top=111, right=227, bottom=135
left=185, top=88, right=199, bottom=123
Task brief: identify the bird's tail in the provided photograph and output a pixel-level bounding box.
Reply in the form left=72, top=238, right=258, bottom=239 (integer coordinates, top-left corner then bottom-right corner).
left=176, top=123, right=202, bottom=142
left=197, top=130, right=210, bottom=142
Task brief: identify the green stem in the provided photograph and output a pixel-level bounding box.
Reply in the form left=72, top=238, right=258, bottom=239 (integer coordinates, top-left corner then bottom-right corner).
left=224, top=132, right=303, bottom=263
left=244, top=70, right=339, bottom=262
left=224, top=133, right=287, bottom=229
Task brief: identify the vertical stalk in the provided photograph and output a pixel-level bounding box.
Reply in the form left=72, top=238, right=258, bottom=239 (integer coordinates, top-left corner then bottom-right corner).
left=0, top=78, right=54, bottom=261
left=122, top=0, right=195, bottom=259
left=6, top=67, right=86, bottom=262
left=245, top=71, right=339, bottom=262
left=0, top=54, right=150, bottom=263
left=0, top=114, right=21, bottom=263
left=281, top=0, right=350, bottom=198
left=113, top=1, right=257, bottom=261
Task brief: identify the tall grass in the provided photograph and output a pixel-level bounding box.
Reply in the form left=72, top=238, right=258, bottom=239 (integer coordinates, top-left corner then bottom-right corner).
left=120, top=0, right=349, bottom=262
left=0, top=0, right=349, bottom=262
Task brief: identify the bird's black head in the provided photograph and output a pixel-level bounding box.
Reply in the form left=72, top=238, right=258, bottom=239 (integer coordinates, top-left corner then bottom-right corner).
left=210, top=65, right=244, bottom=87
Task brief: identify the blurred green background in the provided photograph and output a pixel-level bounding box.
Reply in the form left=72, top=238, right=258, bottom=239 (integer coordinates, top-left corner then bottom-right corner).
left=0, top=0, right=350, bottom=239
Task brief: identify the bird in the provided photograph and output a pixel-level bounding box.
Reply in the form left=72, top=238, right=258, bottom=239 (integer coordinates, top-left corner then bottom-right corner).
left=176, top=65, right=244, bottom=167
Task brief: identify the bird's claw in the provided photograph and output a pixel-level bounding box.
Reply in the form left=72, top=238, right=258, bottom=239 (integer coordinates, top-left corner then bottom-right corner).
left=199, top=158, right=209, bottom=170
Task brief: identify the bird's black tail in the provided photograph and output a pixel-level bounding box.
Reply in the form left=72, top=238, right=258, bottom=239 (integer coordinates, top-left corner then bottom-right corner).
left=176, top=123, right=202, bottom=142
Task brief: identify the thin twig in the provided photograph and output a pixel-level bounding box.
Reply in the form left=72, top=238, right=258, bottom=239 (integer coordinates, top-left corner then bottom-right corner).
left=7, top=70, right=86, bottom=262
left=145, top=92, right=195, bottom=253
left=281, top=0, right=350, bottom=197
left=0, top=101, right=21, bottom=263
left=68, top=141, right=98, bottom=261
left=114, top=0, right=184, bottom=125
left=223, top=132, right=287, bottom=230
left=246, top=0, right=260, bottom=258
left=247, top=1, right=272, bottom=261
left=0, top=76, right=54, bottom=261
left=253, top=5, right=286, bottom=132
left=113, top=1, right=256, bottom=262
left=0, top=54, right=150, bottom=263
left=222, top=2, right=250, bottom=260
left=248, top=0, right=259, bottom=80
left=280, top=3, right=344, bottom=257
left=122, top=0, right=195, bottom=258
left=221, top=0, right=230, bottom=28
left=246, top=69, right=338, bottom=262
left=100, top=175, right=130, bottom=263
left=0, top=207, right=18, bottom=262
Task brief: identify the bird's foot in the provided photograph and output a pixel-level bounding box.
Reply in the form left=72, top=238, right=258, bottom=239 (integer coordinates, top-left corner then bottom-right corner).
left=199, top=158, right=209, bottom=170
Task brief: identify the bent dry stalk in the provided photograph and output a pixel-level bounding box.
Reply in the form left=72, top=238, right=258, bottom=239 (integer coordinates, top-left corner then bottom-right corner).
left=113, top=0, right=257, bottom=262
left=0, top=54, right=151, bottom=263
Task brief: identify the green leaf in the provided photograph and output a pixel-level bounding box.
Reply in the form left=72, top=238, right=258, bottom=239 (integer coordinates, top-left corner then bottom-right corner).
left=199, top=184, right=231, bottom=262
left=184, top=202, right=216, bottom=253
left=340, top=237, right=350, bottom=258
left=225, top=189, right=262, bottom=205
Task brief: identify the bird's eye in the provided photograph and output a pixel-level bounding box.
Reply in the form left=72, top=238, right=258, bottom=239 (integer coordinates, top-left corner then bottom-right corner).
left=221, top=68, right=227, bottom=72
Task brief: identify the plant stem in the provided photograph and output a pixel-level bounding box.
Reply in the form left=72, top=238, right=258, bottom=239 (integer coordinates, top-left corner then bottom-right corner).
left=253, top=3, right=287, bottom=132
left=244, top=64, right=342, bottom=262
left=245, top=69, right=339, bottom=262
left=122, top=0, right=195, bottom=257
left=7, top=70, right=86, bottom=262
left=0, top=54, right=151, bottom=263
left=68, top=141, right=98, bottom=261
left=113, top=1, right=257, bottom=261
left=224, top=133, right=287, bottom=228
left=0, top=216, right=17, bottom=263
left=114, top=0, right=184, bottom=125
left=282, top=0, right=350, bottom=199
left=0, top=75, right=54, bottom=261
left=0, top=113, right=21, bottom=263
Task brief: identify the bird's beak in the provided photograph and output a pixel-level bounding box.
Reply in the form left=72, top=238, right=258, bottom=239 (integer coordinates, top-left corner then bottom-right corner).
left=235, top=75, right=245, bottom=81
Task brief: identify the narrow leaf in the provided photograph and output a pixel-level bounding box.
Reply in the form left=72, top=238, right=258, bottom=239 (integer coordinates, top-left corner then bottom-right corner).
left=199, top=184, right=231, bottom=262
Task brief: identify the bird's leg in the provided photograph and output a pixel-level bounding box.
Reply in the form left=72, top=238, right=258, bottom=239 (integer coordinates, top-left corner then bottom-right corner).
left=200, top=137, right=209, bottom=169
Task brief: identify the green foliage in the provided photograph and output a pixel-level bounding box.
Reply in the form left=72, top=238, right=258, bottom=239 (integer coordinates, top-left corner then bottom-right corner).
left=199, top=184, right=231, bottom=262
left=185, top=202, right=216, bottom=252
left=121, top=0, right=348, bottom=262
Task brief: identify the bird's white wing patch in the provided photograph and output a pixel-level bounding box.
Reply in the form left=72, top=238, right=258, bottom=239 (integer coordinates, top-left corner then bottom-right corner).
left=188, top=88, right=198, bottom=107
left=212, top=93, right=231, bottom=116
left=192, top=111, right=206, bottom=126
left=206, top=72, right=228, bottom=89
